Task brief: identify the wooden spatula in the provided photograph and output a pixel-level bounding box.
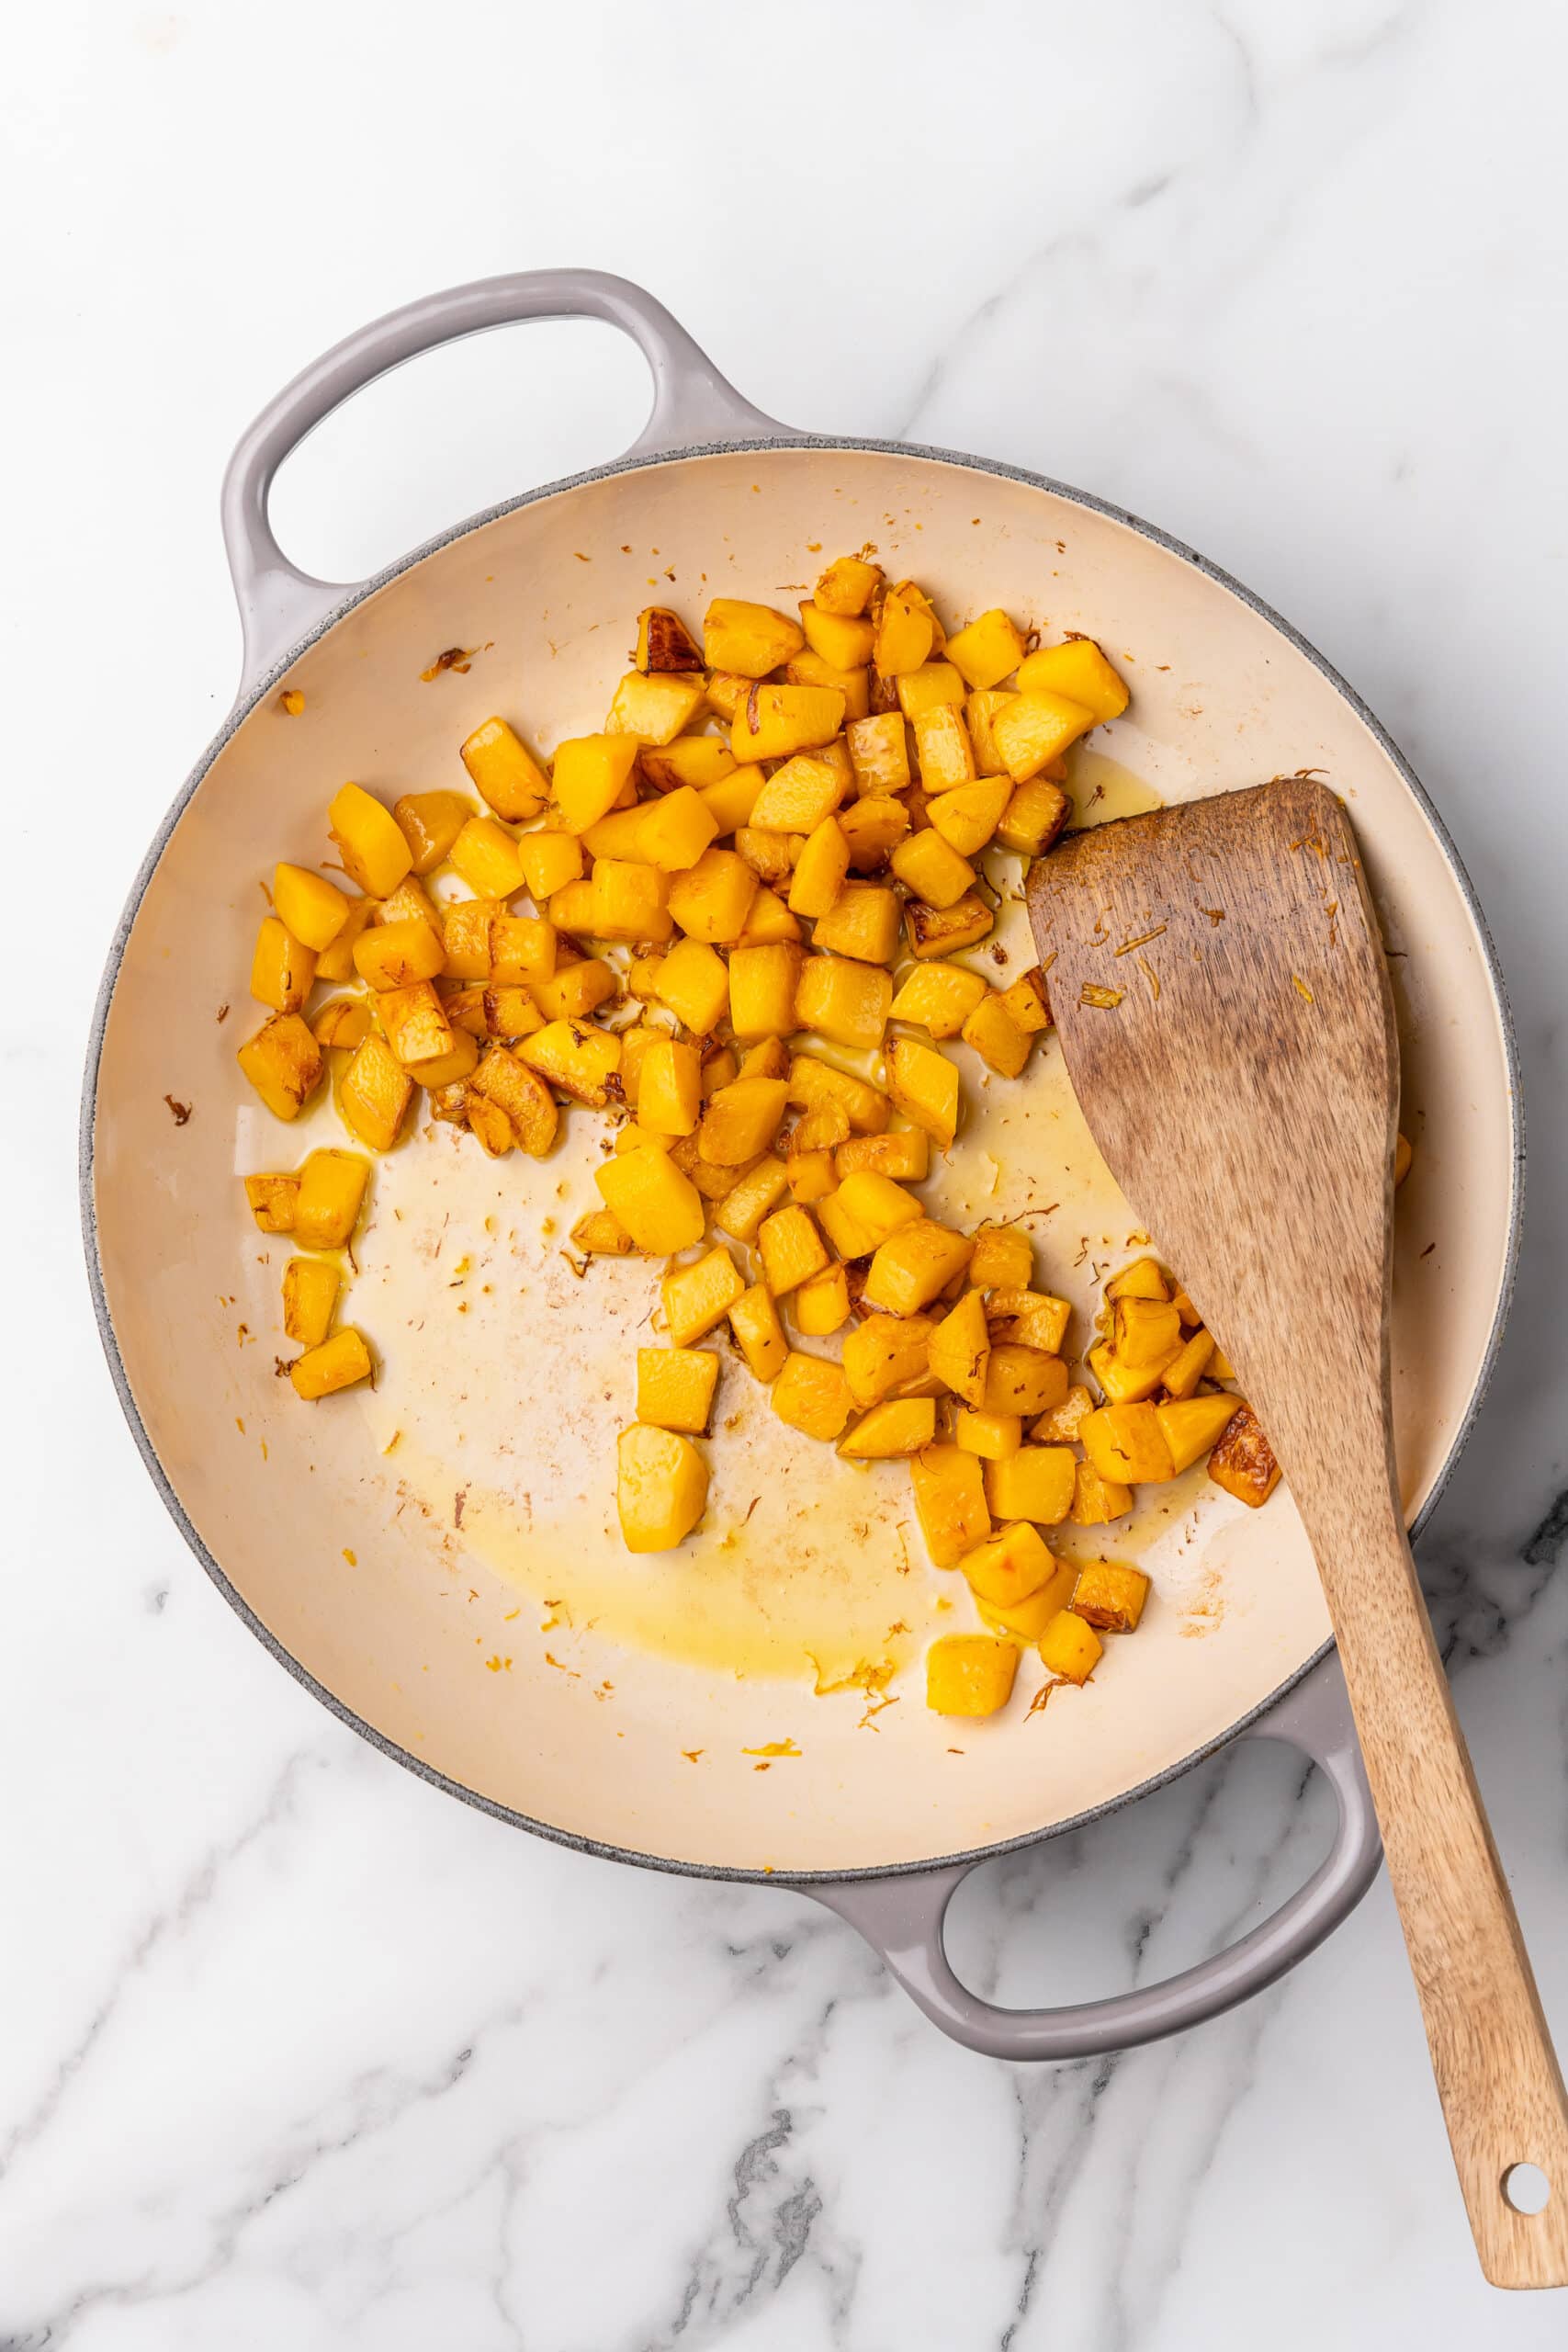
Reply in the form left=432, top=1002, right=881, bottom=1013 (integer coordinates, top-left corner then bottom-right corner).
left=1027, top=775, right=1568, bottom=2287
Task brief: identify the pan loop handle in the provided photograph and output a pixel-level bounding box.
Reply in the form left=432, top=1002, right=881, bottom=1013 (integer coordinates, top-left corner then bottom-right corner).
left=220, top=267, right=799, bottom=699
left=793, top=1650, right=1380, bottom=2061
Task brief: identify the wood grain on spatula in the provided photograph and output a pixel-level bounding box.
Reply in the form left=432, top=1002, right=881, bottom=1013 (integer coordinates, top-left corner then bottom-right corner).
left=1028, top=776, right=1568, bottom=2289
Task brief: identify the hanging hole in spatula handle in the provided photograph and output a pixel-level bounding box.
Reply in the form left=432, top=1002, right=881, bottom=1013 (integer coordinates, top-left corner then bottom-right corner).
left=220, top=267, right=799, bottom=697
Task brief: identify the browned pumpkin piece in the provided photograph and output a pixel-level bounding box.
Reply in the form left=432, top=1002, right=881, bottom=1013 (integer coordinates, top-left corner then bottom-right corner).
left=1207, top=1403, right=1282, bottom=1508
left=904, top=893, right=994, bottom=959
left=635, top=605, right=705, bottom=673
left=468, top=1046, right=560, bottom=1157
left=1071, top=1560, right=1151, bottom=1632
left=997, top=966, right=1053, bottom=1035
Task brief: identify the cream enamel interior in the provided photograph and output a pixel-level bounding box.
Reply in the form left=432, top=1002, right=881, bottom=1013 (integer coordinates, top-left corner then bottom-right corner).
left=89, top=444, right=1516, bottom=1874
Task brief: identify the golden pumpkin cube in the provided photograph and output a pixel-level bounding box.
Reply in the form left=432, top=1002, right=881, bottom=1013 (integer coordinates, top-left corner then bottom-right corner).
left=750, top=755, right=842, bottom=834
left=993, top=690, right=1097, bottom=783
left=835, top=1128, right=929, bottom=1182
left=551, top=734, right=642, bottom=833
left=604, top=670, right=707, bottom=746
left=905, top=894, right=994, bottom=959
left=758, top=1204, right=829, bottom=1297
left=1156, top=1391, right=1244, bottom=1475
left=1016, top=637, right=1129, bottom=722
left=351, top=917, right=443, bottom=991
left=827, top=1172, right=918, bottom=1251
left=238, top=1012, right=324, bottom=1123
left=787, top=1054, right=888, bottom=1135
left=728, top=944, right=801, bottom=1039
left=1106, top=1255, right=1170, bottom=1303
left=379, top=980, right=453, bottom=1067
left=961, top=1520, right=1057, bottom=1607
left=409, top=1032, right=479, bottom=1090
left=328, top=782, right=413, bottom=897
left=871, top=586, right=934, bottom=678
left=393, top=788, right=473, bottom=875
left=838, top=799, right=909, bottom=875
left=835, top=1315, right=928, bottom=1410
left=634, top=605, right=704, bottom=673
left=925, top=1634, right=1019, bottom=1719
left=929, top=1289, right=990, bottom=1408
left=514, top=827, right=583, bottom=902
left=645, top=936, right=725, bottom=1035
left=944, top=607, right=1027, bottom=693
left=863, top=1219, right=972, bottom=1316
left=729, top=1283, right=789, bottom=1380
left=313, top=894, right=376, bottom=983
left=730, top=684, right=846, bottom=764
left=570, top=1207, right=637, bottom=1257
left=967, top=1226, right=1033, bottom=1290
left=1113, top=1296, right=1184, bottom=1368
left=460, top=718, right=551, bottom=822
left=735, top=826, right=801, bottom=888
left=912, top=707, right=976, bottom=797
left=638, top=1039, right=704, bottom=1137
left=1070, top=1458, right=1133, bottom=1526
left=961, top=994, right=1032, bottom=1079
left=438, top=899, right=495, bottom=980
left=713, top=1156, right=791, bottom=1245
left=988, top=1289, right=1072, bottom=1356
left=1032, top=1383, right=1096, bottom=1443
left=516, top=1017, right=621, bottom=1106
left=840, top=1396, right=935, bottom=1458
left=772, top=1351, right=852, bottom=1442
left=293, top=1148, right=370, bottom=1250
left=953, top=1408, right=1021, bottom=1461
left=531, top=958, right=616, bottom=1023
left=667, top=847, right=759, bottom=944
left=1206, top=1404, right=1280, bottom=1507
left=928, top=778, right=1011, bottom=857
left=490, top=913, right=557, bottom=987
left=697, top=1076, right=787, bottom=1166
left=1037, top=1610, right=1103, bottom=1684
left=589, top=859, right=668, bottom=944
left=794, top=1263, right=851, bottom=1336
left=289, top=1326, right=374, bottom=1401
left=909, top=1443, right=991, bottom=1566
left=638, top=786, right=720, bottom=875
left=637, top=1346, right=720, bottom=1434
left=998, top=777, right=1070, bottom=857
left=596, top=1146, right=705, bottom=1253
left=310, top=999, right=372, bottom=1052
left=337, top=1035, right=412, bottom=1151
left=250, top=915, right=316, bottom=1013
left=1161, top=1329, right=1216, bottom=1401
left=845, top=712, right=911, bottom=797
left=799, top=597, right=874, bottom=670
left=449, top=816, right=526, bottom=901
left=243, top=1171, right=299, bottom=1231
left=786, top=816, right=852, bottom=920
left=661, top=1246, right=746, bottom=1347
left=815, top=553, right=883, bottom=616
left=787, top=1148, right=836, bottom=1205
left=1088, top=1339, right=1181, bottom=1407
left=888, top=962, right=987, bottom=1040
left=281, top=1254, right=340, bottom=1348
left=480, top=984, right=542, bottom=1041
left=467, top=1045, right=558, bottom=1156
left=984, top=1344, right=1067, bottom=1419
left=890, top=828, right=974, bottom=910
left=698, top=763, right=767, bottom=833
left=976, top=1561, right=1077, bottom=1642
left=703, top=596, right=804, bottom=678
left=617, top=1423, right=709, bottom=1553
left=1072, top=1561, right=1150, bottom=1634
left=273, top=862, right=350, bottom=952
left=795, top=955, right=891, bottom=1051
left=997, top=967, right=1052, bottom=1034
left=887, top=1036, right=960, bottom=1148
left=787, top=651, right=869, bottom=721
left=984, top=1446, right=1076, bottom=1526
left=964, top=689, right=1012, bottom=776
left=897, top=661, right=965, bottom=720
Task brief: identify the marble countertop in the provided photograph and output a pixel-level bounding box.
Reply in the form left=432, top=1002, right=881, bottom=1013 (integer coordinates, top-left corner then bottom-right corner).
left=6, top=0, right=1568, bottom=2343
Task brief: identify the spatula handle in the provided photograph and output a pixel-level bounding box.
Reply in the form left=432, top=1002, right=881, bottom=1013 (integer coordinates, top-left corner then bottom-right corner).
left=1311, top=1487, right=1568, bottom=2287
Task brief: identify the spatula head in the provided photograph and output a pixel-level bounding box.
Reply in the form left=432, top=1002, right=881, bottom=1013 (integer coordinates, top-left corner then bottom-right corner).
left=1026, top=777, right=1399, bottom=1454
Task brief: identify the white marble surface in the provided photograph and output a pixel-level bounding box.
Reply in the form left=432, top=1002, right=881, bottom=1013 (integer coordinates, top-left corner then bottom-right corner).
left=6, top=0, right=1568, bottom=2342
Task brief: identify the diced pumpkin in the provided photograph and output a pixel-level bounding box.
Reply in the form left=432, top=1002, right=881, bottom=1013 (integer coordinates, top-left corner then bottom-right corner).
left=570, top=1206, right=638, bottom=1256
left=458, top=718, right=550, bottom=823
left=964, top=689, right=1013, bottom=776
left=438, top=899, right=495, bottom=980
left=785, top=650, right=869, bottom=722
left=838, top=798, right=909, bottom=875
left=1161, top=1329, right=1216, bottom=1401
left=897, top=661, right=965, bottom=719
left=772, top=1351, right=852, bottom=1441
left=1032, top=1384, right=1095, bottom=1443
left=795, top=954, right=891, bottom=1050
left=378, top=980, right=454, bottom=1066
left=352, top=917, right=444, bottom=990
left=787, top=816, right=852, bottom=920
left=1072, top=1561, right=1150, bottom=1633
left=238, top=1012, right=324, bottom=1122
left=644, top=936, right=725, bottom=1035
left=968, top=1227, right=1033, bottom=1290
left=604, top=671, right=707, bottom=745
left=929, top=1289, right=991, bottom=1408
left=490, top=913, right=557, bottom=986
left=730, top=684, right=846, bottom=763
left=1037, top=1611, right=1103, bottom=1684
left=635, top=605, right=705, bottom=673
left=927, top=779, right=1010, bottom=858
left=1070, top=1458, right=1133, bottom=1526
left=463, top=1090, right=515, bottom=1157
left=750, top=755, right=844, bottom=833
left=835, top=1128, right=929, bottom=1182
left=1206, top=1404, right=1280, bottom=1507
left=845, top=711, right=911, bottom=797
left=638, top=1038, right=704, bottom=1137
left=910, top=1443, right=992, bottom=1566
left=289, top=1326, right=374, bottom=1401
left=407, top=1031, right=479, bottom=1090
left=592, top=859, right=672, bottom=944
left=532, top=959, right=617, bottom=1023
left=514, top=828, right=584, bottom=903
left=705, top=672, right=750, bottom=721
left=1106, top=1256, right=1170, bottom=1303
left=798, top=597, right=875, bottom=669
left=667, top=847, right=759, bottom=944
left=1088, top=1339, right=1181, bottom=1407
left=729, top=1283, right=789, bottom=1380
left=944, top=607, right=1027, bottom=693
left=891, top=829, right=974, bottom=911
left=815, top=553, right=883, bottom=616
left=872, top=585, right=934, bottom=678
left=704, top=597, right=804, bottom=677
left=637, top=1346, right=720, bottom=1433
left=962, top=994, right=1032, bottom=1079
left=697, top=763, right=767, bottom=835
left=953, top=1408, right=1021, bottom=1461
left=617, top=1423, right=708, bottom=1551
left=832, top=1170, right=922, bottom=1249
left=1016, top=637, right=1129, bottom=722
left=976, top=1561, right=1078, bottom=1642
left=281, top=1254, right=339, bottom=1347
left=842, top=1313, right=934, bottom=1408
left=243, top=1172, right=299, bottom=1231
left=251, top=915, right=316, bottom=1013
left=1156, top=1391, right=1242, bottom=1475
left=1113, top=1295, right=1184, bottom=1367
left=273, top=863, right=350, bottom=952
left=293, top=1148, right=370, bottom=1250
left=735, top=827, right=802, bottom=886
left=987, top=1289, right=1072, bottom=1355
left=517, top=1017, right=622, bottom=1107
left=888, top=962, right=987, bottom=1039
left=758, top=1204, right=829, bottom=1296
left=468, top=1045, right=559, bottom=1156
left=328, top=783, right=412, bottom=897
left=984, top=1344, right=1067, bottom=1418
left=840, top=1396, right=935, bottom=1457
left=786, top=1147, right=837, bottom=1204
left=596, top=1144, right=704, bottom=1253
left=638, top=786, right=720, bottom=873
left=699, top=1075, right=788, bottom=1165
left=728, top=944, right=801, bottom=1039
left=997, top=967, right=1052, bottom=1034
left=905, top=894, right=993, bottom=957
left=449, top=816, right=526, bottom=901
left=993, top=691, right=1097, bottom=783
left=863, top=1219, right=973, bottom=1316
left=925, top=1634, right=1019, bottom=1718
left=549, top=735, right=639, bottom=834
left=313, top=894, right=376, bottom=984
left=795, top=1262, right=852, bottom=1336
left=911, top=706, right=976, bottom=797
left=886, top=1036, right=960, bottom=1148
left=985, top=1446, right=1077, bottom=1526
left=998, top=777, right=1070, bottom=857
left=309, top=999, right=370, bottom=1054
left=961, top=1520, right=1057, bottom=1607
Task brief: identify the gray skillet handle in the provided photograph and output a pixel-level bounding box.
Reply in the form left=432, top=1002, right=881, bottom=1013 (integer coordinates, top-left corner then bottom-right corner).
left=798, top=1651, right=1380, bottom=2060
left=220, top=267, right=796, bottom=697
